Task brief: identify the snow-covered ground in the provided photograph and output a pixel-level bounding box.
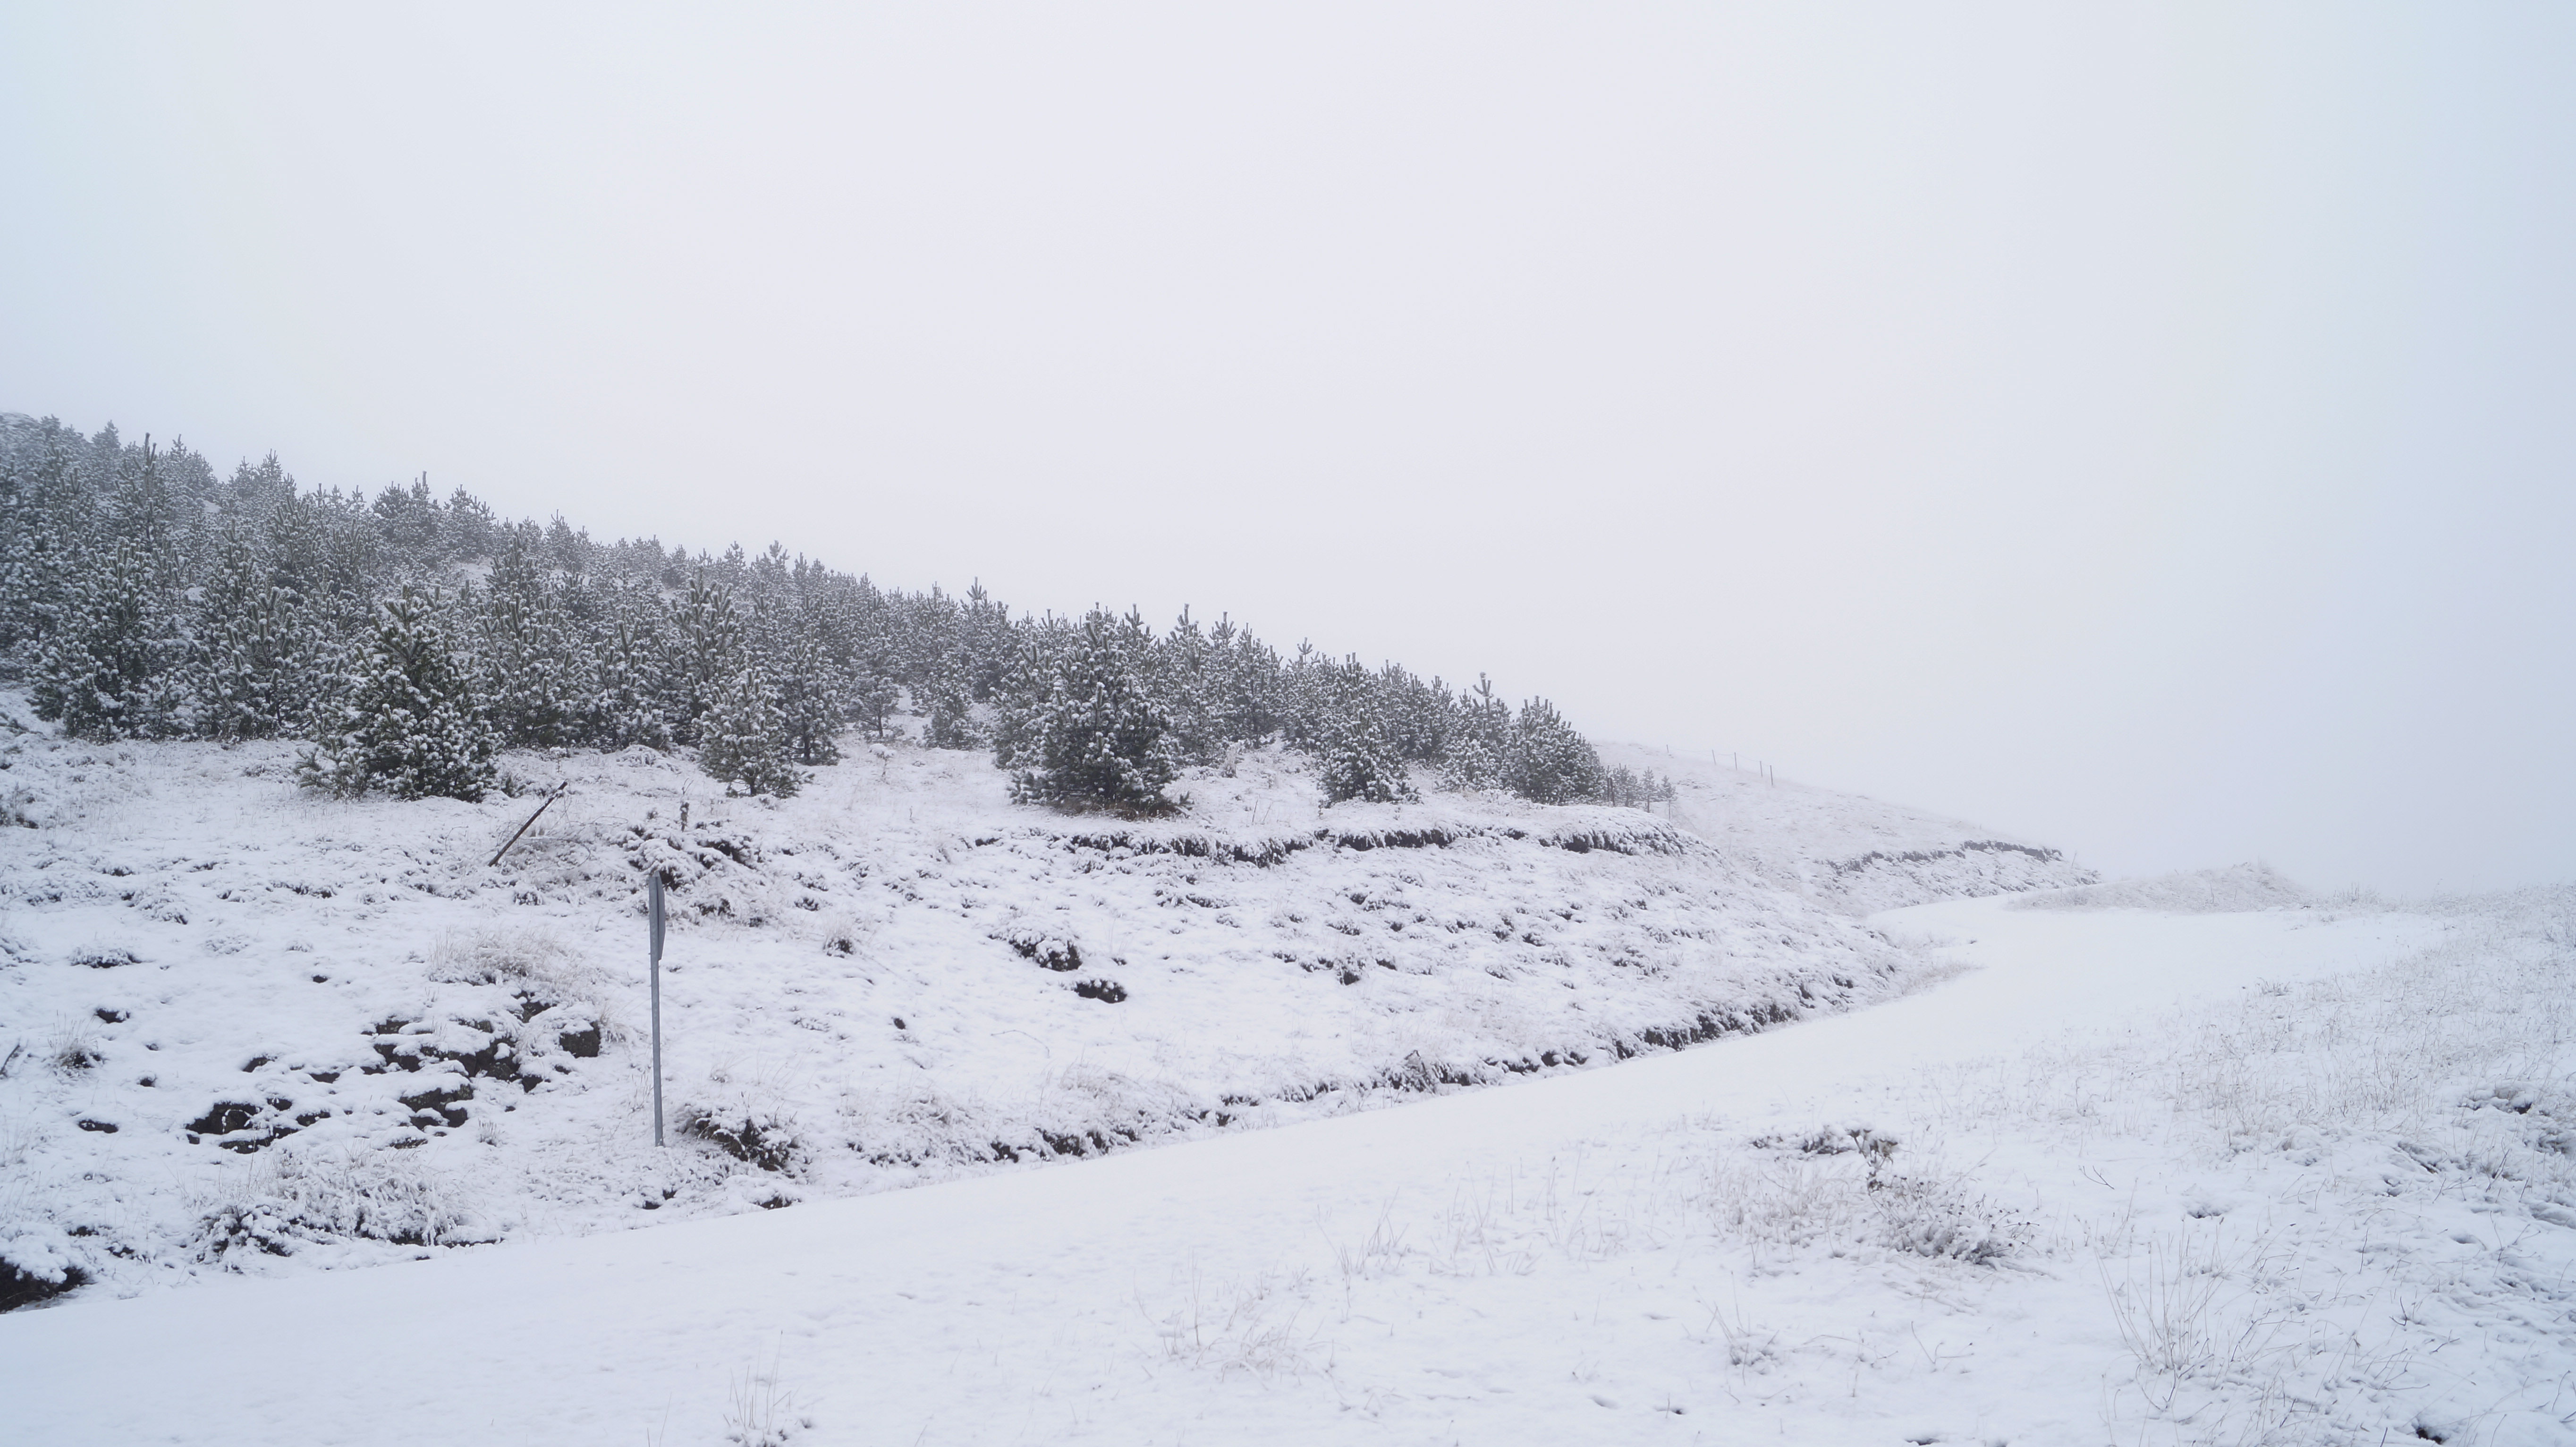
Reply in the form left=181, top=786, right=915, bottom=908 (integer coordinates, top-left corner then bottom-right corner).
left=1595, top=740, right=2095, bottom=911
left=8, top=878, right=2570, bottom=1445
left=9, top=713, right=2571, bottom=1445
left=0, top=714, right=2086, bottom=1304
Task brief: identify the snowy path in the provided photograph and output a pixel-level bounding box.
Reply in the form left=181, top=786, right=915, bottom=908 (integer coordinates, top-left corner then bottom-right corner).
left=0, top=901, right=2451, bottom=1445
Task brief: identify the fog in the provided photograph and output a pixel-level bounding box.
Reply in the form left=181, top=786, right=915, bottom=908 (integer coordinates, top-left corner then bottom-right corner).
left=4, top=4, right=2568, bottom=894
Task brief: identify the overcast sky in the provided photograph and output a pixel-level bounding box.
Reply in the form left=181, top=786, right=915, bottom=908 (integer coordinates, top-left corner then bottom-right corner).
left=4, top=4, right=2568, bottom=894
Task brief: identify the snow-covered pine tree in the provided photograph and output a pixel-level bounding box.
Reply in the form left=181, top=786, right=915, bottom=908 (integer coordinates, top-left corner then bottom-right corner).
left=29, top=536, right=188, bottom=741
left=1277, top=640, right=1329, bottom=751
left=666, top=570, right=747, bottom=745
left=296, top=587, right=500, bottom=800
left=771, top=622, right=845, bottom=766
left=848, top=647, right=899, bottom=741
left=0, top=416, right=87, bottom=661
left=988, top=614, right=1065, bottom=769
left=1207, top=614, right=1280, bottom=747
left=697, top=664, right=800, bottom=796
left=189, top=528, right=301, bottom=741
left=1376, top=664, right=1449, bottom=765
left=1315, top=658, right=1418, bottom=805
left=1151, top=607, right=1219, bottom=765
left=1504, top=696, right=1604, bottom=804
left=959, top=581, right=1013, bottom=702
left=478, top=533, right=584, bottom=748
left=918, top=653, right=980, bottom=749
left=1437, top=674, right=1512, bottom=792
left=27, top=434, right=197, bottom=740
left=1007, top=606, right=1178, bottom=814
left=586, top=583, right=673, bottom=750
left=369, top=476, right=447, bottom=577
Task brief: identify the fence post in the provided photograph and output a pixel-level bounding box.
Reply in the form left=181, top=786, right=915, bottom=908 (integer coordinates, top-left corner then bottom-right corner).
left=648, top=872, right=666, bottom=1148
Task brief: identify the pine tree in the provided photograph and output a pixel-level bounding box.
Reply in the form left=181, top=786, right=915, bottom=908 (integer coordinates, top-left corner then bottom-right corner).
left=666, top=571, right=747, bottom=745
left=586, top=590, right=673, bottom=751
left=369, top=476, right=446, bottom=575
left=847, top=644, right=899, bottom=742
left=1206, top=615, right=1280, bottom=747
left=297, top=588, right=500, bottom=800
left=1316, top=658, right=1418, bottom=805
left=989, top=615, right=1067, bottom=770
left=918, top=653, right=980, bottom=749
left=1438, top=674, right=1512, bottom=792
left=189, top=528, right=300, bottom=741
left=698, top=664, right=800, bottom=796
left=1152, top=607, right=1220, bottom=764
left=29, top=537, right=187, bottom=741
left=478, top=533, right=584, bottom=748
left=772, top=623, right=845, bottom=765
left=0, top=417, right=83, bottom=659
left=27, top=434, right=193, bottom=741
left=1504, top=696, right=1604, bottom=805
left=1007, top=607, right=1178, bottom=814
left=959, top=581, right=1013, bottom=702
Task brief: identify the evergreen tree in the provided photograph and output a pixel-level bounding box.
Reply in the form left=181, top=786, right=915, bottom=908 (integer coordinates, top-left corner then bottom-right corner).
left=989, top=614, right=1068, bottom=770
left=1007, top=606, right=1178, bottom=814
left=849, top=650, right=900, bottom=741
left=698, top=664, right=800, bottom=796
left=772, top=623, right=845, bottom=765
left=1277, top=641, right=1329, bottom=751
left=666, top=571, right=746, bottom=744
left=1504, top=696, right=1604, bottom=804
left=1315, top=658, right=1418, bottom=805
left=1376, top=665, right=1449, bottom=764
left=296, top=588, right=500, bottom=800
left=918, top=653, right=980, bottom=749
left=586, top=589, right=672, bottom=750
left=1206, top=615, right=1280, bottom=747
left=1438, top=674, right=1512, bottom=792
left=1151, top=607, right=1220, bottom=764
left=189, top=528, right=301, bottom=741
left=369, top=476, right=446, bottom=575
left=29, top=537, right=187, bottom=741
left=0, top=415, right=85, bottom=659
left=478, top=533, right=584, bottom=747
left=959, top=581, right=1013, bottom=702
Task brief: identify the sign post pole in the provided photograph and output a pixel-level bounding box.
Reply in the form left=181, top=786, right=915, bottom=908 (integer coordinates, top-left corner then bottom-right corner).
left=648, top=872, right=666, bottom=1148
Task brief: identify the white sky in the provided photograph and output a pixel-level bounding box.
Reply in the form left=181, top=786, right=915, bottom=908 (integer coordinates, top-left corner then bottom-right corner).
left=3, top=4, right=2568, bottom=894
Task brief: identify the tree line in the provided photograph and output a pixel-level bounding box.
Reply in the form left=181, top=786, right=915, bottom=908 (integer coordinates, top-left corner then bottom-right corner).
left=0, top=414, right=1626, bottom=812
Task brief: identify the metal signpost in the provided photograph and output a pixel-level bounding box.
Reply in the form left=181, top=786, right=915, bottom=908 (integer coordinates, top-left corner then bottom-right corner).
left=647, top=871, right=666, bottom=1148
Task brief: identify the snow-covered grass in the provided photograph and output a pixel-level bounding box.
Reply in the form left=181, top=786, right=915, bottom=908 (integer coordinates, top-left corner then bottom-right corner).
left=1596, top=739, right=2095, bottom=911
left=2009, top=860, right=2317, bottom=914
left=8, top=885, right=2564, bottom=1445
left=17, top=706, right=2566, bottom=1444
left=0, top=712, right=2085, bottom=1305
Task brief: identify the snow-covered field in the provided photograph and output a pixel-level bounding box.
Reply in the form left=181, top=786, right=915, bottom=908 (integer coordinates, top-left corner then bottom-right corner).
left=8, top=714, right=2573, bottom=1446
left=0, top=714, right=2084, bottom=1303
left=8, top=879, right=2570, bottom=1445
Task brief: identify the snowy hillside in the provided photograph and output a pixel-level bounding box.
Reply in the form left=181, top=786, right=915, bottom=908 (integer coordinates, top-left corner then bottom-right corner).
left=8, top=875, right=2569, bottom=1445
left=1595, top=740, right=2094, bottom=910
left=0, top=708, right=2085, bottom=1309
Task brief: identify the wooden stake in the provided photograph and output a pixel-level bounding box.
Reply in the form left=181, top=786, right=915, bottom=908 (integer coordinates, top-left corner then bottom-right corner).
left=488, top=784, right=566, bottom=867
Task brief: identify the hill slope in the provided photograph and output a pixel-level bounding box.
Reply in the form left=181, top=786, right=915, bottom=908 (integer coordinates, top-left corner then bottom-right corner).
left=10, top=882, right=2568, bottom=1447
left=1595, top=740, right=2093, bottom=911
left=0, top=707, right=2088, bottom=1305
